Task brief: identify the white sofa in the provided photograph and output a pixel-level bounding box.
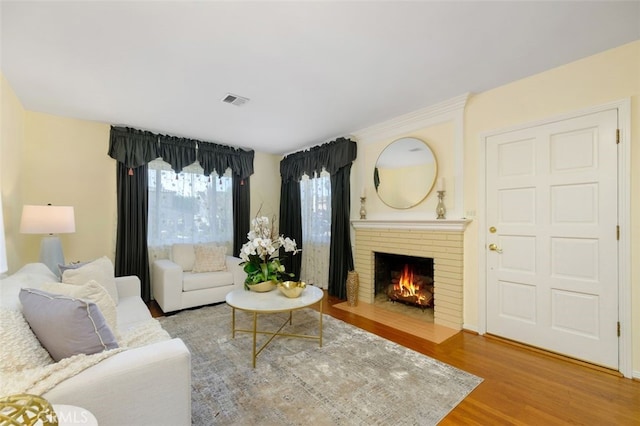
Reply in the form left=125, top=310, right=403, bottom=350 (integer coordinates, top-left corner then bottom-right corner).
left=152, top=243, right=246, bottom=313
left=0, top=263, right=191, bottom=426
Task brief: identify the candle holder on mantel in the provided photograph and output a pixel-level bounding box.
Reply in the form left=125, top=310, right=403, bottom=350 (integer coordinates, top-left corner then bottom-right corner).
left=359, top=196, right=367, bottom=219
left=436, top=191, right=446, bottom=219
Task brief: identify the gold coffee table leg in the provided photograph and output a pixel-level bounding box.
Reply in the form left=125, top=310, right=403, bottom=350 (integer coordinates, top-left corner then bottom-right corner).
left=252, top=311, right=258, bottom=368
left=231, top=307, right=236, bottom=338
left=319, top=298, right=323, bottom=347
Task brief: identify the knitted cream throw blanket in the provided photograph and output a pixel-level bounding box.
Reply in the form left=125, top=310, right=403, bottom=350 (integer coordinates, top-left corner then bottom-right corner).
left=0, top=310, right=170, bottom=396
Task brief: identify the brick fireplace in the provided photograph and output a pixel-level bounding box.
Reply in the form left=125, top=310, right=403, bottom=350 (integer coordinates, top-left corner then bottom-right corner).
left=352, top=219, right=469, bottom=330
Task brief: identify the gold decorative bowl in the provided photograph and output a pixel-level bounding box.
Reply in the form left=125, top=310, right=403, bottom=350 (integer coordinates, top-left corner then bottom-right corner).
left=0, top=394, right=56, bottom=425
left=278, top=281, right=307, bottom=298
left=248, top=280, right=276, bottom=292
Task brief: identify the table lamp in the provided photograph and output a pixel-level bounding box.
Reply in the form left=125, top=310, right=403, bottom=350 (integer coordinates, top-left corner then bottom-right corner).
left=20, top=204, right=75, bottom=275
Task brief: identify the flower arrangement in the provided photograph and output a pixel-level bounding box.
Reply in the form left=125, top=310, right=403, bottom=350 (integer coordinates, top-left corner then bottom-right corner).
left=239, top=215, right=299, bottom=290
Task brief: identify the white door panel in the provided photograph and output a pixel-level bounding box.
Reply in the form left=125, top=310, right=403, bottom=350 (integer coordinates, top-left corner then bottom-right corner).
left=486, top=109, right=618, bottom=369
left=499, top=188, right=536, bottom=224
left=498, top=280, right=537, bottom=323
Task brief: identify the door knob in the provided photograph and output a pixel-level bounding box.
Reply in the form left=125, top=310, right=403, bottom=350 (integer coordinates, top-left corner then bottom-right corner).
left=488, top=243, right=503, bottom=253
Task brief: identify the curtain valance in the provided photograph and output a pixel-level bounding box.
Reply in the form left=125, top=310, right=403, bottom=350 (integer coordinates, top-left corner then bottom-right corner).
left=158, top=135, right=197, bottom=174
left=197, top=142, right=254, bottom=180
left=108, top=127, right=159, bottom=169
left=280, top=137, right=357, bottom=181
left=108, top=126, right=254, bottom=179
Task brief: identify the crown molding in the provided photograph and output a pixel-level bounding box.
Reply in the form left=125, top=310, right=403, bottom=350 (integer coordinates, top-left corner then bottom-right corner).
left=351, top=92, right=471, bottom=144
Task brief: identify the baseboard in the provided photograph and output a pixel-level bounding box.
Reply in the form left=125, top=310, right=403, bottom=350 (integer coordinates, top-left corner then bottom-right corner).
left=462, top=323, right=479, bottom=333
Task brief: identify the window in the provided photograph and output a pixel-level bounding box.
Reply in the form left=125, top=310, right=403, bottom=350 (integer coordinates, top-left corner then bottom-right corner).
left=299, top=170, right=331, bottom=288
left=148, top=159, right=233, bottom=250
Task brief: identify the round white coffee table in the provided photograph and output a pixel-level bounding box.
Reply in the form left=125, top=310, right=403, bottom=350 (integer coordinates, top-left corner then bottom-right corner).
left=225, top=285, right=324, bottom=367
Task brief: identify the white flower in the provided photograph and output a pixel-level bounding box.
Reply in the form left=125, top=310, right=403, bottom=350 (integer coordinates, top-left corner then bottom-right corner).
left=240, top=215, right=301, bottom=286
left=242, top=215, right=300, bottom=264
left=282, top=237, right=298, bottom=253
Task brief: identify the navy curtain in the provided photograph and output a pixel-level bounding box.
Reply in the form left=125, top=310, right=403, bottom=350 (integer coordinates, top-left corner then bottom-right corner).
left=158, top=136, right=197, bottom=174
left=278, top=178, right=302, bottom=280
left=233, top=176, right=251, bottom=257
left=108, top=126, right=254, bottom=301
left=108, top=127, right=159, bottom=171
left=108, top=128, right=158, bottom=301
left=115, top=162, right=151, bottom=301
left=280, top=137, right=357, bottom=298
left=197, top=142, right=254, bottom=179
left=328, top=163, right=355, bottom=300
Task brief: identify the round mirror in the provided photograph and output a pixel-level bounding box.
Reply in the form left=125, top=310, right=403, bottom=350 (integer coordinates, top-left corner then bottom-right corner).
left=374, top=137, right=437, bottom=209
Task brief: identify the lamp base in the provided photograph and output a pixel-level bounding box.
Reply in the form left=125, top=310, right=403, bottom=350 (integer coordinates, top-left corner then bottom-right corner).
left=40, top=235, right=65, bottom=277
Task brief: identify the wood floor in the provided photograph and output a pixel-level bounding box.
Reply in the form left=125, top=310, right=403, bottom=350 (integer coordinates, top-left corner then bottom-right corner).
left=332, top=300, right=458, bottom=344
left=148, top=291, right=640, bottom=425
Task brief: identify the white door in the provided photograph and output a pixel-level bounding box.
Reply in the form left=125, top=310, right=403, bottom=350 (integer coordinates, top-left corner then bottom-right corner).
left=485, top=109, right=619, bottom=369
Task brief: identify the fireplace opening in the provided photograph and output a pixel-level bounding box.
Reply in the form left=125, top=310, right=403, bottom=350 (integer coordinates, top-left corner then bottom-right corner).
left=374, top=252, right=434, bottom=311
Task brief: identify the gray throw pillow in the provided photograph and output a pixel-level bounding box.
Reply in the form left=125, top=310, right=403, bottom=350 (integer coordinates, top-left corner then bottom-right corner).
left=19, top=288, right=118, bottom=362
left=58, top=261, right=89, bottom=278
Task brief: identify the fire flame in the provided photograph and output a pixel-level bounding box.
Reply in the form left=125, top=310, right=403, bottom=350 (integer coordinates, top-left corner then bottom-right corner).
left=387, top=264, right=431, bottom=306
left=393, top=264, right=427, bottom=304
left=396, top=264, right=415, bottom=295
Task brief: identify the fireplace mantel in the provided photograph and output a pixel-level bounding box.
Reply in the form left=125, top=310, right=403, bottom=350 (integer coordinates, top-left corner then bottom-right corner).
left=351, top=218, right=471, bottom=232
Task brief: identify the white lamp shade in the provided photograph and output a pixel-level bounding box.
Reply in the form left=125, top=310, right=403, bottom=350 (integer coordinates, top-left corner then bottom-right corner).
left=20, top=205, right=76, bottom=234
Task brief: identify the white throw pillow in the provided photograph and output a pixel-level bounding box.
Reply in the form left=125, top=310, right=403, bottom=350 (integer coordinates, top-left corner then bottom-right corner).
left=62, top=256, right=118, bottom=305
left=42, top=280, right=118, bottom=337
left=171, top=244, right=196, bottom=272
left=192, top=244, right=227, bottom=273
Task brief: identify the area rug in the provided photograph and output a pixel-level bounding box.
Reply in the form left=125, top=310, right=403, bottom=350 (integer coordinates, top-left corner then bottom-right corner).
left=159, top=303, right=482, bottom=425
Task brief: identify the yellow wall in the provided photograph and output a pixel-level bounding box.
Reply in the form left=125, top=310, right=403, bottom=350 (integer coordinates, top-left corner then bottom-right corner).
left=0, top=73, right=26, bottom=273
left=22, top=112, right=115, bottom=265
left=250, top=151, right=281, bottom=221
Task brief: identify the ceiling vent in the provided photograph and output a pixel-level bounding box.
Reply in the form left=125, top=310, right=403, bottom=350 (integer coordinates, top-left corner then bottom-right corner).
left=222, top=93, right=250, bottom=106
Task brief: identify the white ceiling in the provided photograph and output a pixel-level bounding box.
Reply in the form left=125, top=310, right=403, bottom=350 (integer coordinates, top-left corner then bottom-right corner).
left=2, top=1, right=639, bottom=155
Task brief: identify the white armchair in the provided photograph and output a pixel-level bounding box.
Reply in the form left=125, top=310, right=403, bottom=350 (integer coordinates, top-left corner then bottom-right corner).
left=152, top=243, right=246, bottom=313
